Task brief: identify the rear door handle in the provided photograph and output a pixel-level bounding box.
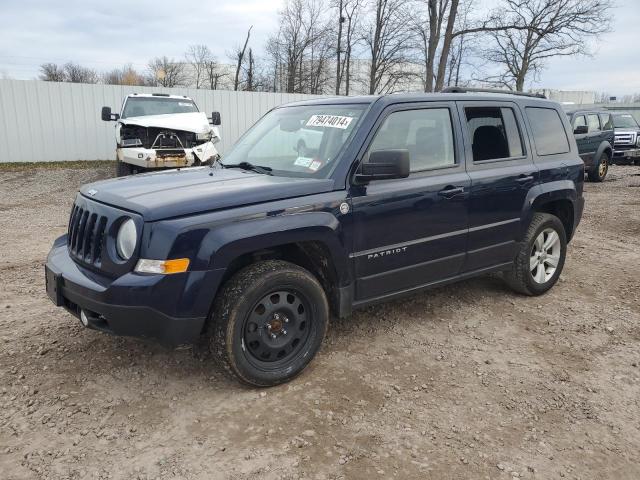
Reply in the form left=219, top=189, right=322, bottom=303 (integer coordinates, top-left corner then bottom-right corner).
left=438, top=186, right=465, bottom=198
left=516, top=174, right=535, bottom=183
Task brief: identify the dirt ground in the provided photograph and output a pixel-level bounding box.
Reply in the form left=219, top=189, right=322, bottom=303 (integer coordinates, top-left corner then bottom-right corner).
left=1, top=164, right=639, bottom=480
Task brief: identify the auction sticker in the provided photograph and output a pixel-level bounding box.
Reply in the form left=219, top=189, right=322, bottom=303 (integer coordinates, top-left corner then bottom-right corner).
left=306, top=115, right=353, bottom=129
left=308, top=160, right=323, bottom=172
left=294, top=156, right=313, bottom=167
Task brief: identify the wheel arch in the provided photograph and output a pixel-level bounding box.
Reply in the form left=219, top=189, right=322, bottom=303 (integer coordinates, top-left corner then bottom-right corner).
left=197, top=213, right=353, bottom=319
left=596, top=141, right=613, bottom=162
left=528, top=184, right=578, bottom=241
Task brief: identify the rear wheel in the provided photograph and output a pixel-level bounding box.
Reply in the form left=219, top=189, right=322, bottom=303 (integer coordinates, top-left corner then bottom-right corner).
left=587, top=152, right=609, bottom=182
left=504, top=213, right=567, bottom=296
left=208, top=260, right=329, bottom=387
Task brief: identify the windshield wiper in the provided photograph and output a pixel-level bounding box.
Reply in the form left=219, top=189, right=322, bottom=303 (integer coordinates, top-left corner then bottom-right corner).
left=221, top=161, right=273, bottom=175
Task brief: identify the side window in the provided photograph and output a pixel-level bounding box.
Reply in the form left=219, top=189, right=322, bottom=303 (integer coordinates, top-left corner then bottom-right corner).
left=525, top=107, right=571, bottom=156
left=367, top=108, right=455, bottom=172
left=600, top=113, right=613, bottom=130
left=573, top=115, right=587, bottom=129
left=464, top=107, right=524, bottom=161
left=587, top=114, right=601, bottom=132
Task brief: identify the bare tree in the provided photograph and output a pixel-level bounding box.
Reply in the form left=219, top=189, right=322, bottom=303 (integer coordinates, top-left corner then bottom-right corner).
left=412, top=0, right=535, bottom=92
left=102, top=64, right=144, bottom=86
left=39, top=62, right=99, bottom=83
left=203, top=58, right=227, bottom=90
left=363, top=0, right=413, bottom=95
left=267, top=0, right=333, bottom=94
left=147, top=56, right=187, bottom=87
left=185, top=45, right=212, bottom=88
left=231, top=26, right=253, bottom=91
left=245, top=48, right=256, bottom=91
left=483, top=0, right=613, bottom=91
left=62, top=62, right=98, bottom=83
left=333, top=0, right=364, bottom=95
left=39, top=63, right=66, bottom=82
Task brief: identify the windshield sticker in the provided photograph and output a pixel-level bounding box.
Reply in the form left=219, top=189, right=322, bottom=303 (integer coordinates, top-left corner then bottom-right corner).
left=178, top=102, right=192, bottom=106
left=294, top=156, right=314, bottom=167
left=308, top=160, right=323, bottom=172
left=306, top=115, right=353, bottom=129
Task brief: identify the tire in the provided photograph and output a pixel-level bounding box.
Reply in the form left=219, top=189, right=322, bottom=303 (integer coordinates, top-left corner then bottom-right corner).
left=587, top=151, right=609, bottom=182
left=634, top=158, right=640, bottom=167
left=116, top=159, right=134, bottom=177
left=503, top=213, right=567, bottom=296
left=208, top=260, right=329, bottom=387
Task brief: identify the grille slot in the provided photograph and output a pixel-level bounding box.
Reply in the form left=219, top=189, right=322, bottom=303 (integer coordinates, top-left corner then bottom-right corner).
left=67, top=204, right=108, bottom=266
left=615, top=133, right=636, bottom=146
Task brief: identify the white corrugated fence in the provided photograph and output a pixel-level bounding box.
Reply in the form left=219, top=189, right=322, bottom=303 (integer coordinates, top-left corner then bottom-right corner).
left=0, top=80, right=323, bottom=163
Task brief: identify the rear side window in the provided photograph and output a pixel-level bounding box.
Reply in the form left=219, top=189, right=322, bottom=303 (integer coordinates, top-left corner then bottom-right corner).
left=587, top=114, right=601, bottom=132
left=526, top=107, right=570, bottom=156
left=368, top=108, right=456, bottom=172
left=464, top=107, right=524, bottom=162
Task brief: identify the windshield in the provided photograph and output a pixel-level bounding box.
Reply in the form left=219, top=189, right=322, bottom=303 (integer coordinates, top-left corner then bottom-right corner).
left=222, top=104, right=367, bottom=177
left=613, top=114, right=639, bottom=129
left=122, top=97, right=198, bottom=118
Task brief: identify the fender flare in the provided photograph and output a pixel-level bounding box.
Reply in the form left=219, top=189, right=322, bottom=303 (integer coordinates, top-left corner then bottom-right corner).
left=594, top=141, right=613, bottom=165
left=522, top=181, right=578, bottom=239
left=196, top=211, right=351, bottom=286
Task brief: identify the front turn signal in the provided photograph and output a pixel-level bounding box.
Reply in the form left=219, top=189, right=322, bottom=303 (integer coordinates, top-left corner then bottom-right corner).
left=135, top=258, right=190, bottom=275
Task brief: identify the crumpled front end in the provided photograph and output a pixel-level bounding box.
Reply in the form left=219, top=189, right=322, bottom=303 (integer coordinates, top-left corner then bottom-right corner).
left=117, top=141, right=219, bottom=168
left=116, top=121, right=220, bottom=169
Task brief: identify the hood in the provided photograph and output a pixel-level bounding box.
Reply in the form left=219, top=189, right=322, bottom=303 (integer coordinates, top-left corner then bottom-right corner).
left=120, top=112, right=212, bottom=134
left=614, top=127, right=640, bottom=133
left=80, top=168, right=335, bottom=221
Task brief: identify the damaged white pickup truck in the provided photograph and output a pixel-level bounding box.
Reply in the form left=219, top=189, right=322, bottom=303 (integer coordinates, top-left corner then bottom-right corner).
left=101, top=93, right=222, bottom=176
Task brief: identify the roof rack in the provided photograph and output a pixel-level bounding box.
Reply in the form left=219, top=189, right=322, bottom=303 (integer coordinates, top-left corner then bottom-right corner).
left=152, top=93, right=170, bottom=97
left=440, top=87, right=546, bottom=99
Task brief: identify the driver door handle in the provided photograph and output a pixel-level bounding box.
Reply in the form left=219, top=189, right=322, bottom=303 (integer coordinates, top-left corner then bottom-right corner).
left=438, top=186, right=465, bottom=198
left=516, top=174, right=535, bottom=183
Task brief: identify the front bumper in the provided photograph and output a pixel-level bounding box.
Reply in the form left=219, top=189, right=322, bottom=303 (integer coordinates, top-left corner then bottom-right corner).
left=613, top=147, right=640, bottom=159
left=45, top=235, right=222, bottom=345
left=116, top=141, right=218, bottom=169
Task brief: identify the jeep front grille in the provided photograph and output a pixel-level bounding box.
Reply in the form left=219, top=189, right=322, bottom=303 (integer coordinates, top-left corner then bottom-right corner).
left=67, top=204, right=108, bottom=266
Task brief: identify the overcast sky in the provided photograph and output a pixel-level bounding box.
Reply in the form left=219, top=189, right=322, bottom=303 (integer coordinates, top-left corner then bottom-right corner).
left=0, top=0, right=637, bottom=96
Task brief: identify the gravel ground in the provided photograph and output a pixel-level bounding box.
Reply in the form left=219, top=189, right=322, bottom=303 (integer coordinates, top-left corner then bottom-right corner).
left=1, top=164, right=639, bottom=480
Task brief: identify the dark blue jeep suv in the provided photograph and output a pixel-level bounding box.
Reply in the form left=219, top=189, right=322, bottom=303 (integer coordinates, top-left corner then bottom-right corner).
left=45, top=88, right=585, bottom=386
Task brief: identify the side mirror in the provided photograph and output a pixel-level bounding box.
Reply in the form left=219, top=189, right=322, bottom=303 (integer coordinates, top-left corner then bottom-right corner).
left=101, top=106, right=119, bottom=122
left=210, top=111, right=221, bottom=126
left=574, top=125, right=588, bottom=135
left=355, top=149, right=410, bottom=183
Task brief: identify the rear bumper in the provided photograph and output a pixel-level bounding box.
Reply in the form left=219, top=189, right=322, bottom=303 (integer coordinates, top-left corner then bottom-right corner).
left=45, top=235, right=222, bottom=345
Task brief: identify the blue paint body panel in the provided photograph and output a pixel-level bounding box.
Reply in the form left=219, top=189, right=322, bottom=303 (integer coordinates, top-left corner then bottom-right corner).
left=45, top=92, right=585, bottom=345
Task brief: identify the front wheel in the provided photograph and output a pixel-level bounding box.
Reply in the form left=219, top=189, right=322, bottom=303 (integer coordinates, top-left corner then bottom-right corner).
left=208, top=260, right=329, bottom=387
left=503, top=213, right=567, bottom=296
left=587, top=152, right=609, bottom=182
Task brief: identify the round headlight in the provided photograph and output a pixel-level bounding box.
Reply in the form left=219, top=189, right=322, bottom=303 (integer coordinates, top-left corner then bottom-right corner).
left=116, top=218, right=137, bottom=260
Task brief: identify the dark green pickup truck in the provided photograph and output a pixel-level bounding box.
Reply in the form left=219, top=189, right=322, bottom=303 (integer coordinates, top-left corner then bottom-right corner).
left=566, top=109, right=614, bottom=182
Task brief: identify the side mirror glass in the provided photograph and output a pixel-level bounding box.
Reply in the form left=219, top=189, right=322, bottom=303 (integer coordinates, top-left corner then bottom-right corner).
left=574, top=125, right=588, bottom=135
left=210, top=111, right=221, bottom=126
left=355, top=149, right=410, bottom=183
left=101, top=106, right=119, bottom=122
